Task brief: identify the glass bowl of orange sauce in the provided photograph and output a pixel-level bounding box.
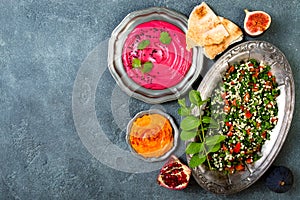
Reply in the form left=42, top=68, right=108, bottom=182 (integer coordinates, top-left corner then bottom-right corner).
left=126, top=109, right=179, bottom=162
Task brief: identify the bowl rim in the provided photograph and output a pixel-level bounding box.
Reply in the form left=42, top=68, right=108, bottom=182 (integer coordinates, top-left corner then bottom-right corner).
left=107, top=7, right=204, bottom=104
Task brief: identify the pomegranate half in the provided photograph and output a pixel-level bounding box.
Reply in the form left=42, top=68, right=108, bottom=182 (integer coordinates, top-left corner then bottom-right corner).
left=157, top=155, right=191, bottom=190
left=244, top=9, right=271, bottom=36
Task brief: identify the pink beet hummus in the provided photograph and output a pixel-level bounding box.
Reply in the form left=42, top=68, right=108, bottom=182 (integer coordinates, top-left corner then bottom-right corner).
left=122, top=20, right=192, bottom=90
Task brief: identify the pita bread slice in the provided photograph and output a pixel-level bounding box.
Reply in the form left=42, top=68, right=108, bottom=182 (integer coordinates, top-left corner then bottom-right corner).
left=186, top=2, right=229, bottom=49
left=204, top=17, right=243, bottom=59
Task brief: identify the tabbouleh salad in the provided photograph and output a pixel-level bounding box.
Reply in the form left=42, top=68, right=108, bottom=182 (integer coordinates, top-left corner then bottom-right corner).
left=205, top=59, right=280, bottom=174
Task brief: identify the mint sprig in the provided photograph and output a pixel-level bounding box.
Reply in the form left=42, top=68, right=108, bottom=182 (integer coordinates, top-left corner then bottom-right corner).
left=132, top=58, right=141, bottom=68
left=137, top=40, right=150, bottom=50
left=141, top=61, right=153, bottom=73
left=178, top=90, right=226, bottom=169
left=131, top=58, right=153, bottom=74
left=160, top=31, right=172, bottom=44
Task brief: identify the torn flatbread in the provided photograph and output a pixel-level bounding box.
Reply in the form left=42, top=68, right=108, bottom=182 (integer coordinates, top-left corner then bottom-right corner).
left=186, top=2, right=229, bottom=49
left=204, top=17, right=243, bottom=59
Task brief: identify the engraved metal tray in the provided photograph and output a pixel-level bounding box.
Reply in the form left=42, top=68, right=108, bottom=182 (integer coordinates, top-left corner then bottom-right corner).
left=108, top=7, right=203, bottom=104
left=187, top=41, right=295, bottom=194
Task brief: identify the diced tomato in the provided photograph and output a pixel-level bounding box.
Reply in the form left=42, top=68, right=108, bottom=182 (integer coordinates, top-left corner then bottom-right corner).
left=246, top=128, right=251, bottom=135
left=253, top=72, right=259, bottom=78
left=256, top=122, right=261, bottom=128
left=252, top=68, right=259, bottom=78
left=244, top=92, right=250, bottom=102
left=225, top=100, right=230, bottom=105
left=224, top=105, right=231, bottom=113
left=265, top=81, right=273, bottom=90
left=227, top=131, right=233, bottom=137
left=222, top=144, right=228, bottom=151
left=225, top=166, right=235, bottom=174
left=228, top=65, right=235, bottom=73
left=249, top=64, right=255, bottom=72
left=261, top=131, right=267, bottom=139
left=235, top=164, right=245, bottom=171
left=221, top=92, right=227, bottom=100
left=271, top=117, right=278, bottom=123
left=252, top=83, right=259, bottom=92
left=259, top=65, right=264, bottom=70
left=231, top=81, right=235, bottom=85
left=229, top=125, right=234, bottom=132
left=241, top=70, right=245, bottom=75
left=232, top=99, right=237, bottom=106
left=252, top=87, right=258, bottom=92
left=233, top=142, right=241, bottom=153
left=245, top=110, right=252, bottom=119
left=240, top=105, right=245, bottom=111
left=267, top=71, right=273, bottom=77
left=225, top=122, right=232, bottom=127
left=229, top=167, right=235, bottom=174
left=246, top=158, right=253, bottom=164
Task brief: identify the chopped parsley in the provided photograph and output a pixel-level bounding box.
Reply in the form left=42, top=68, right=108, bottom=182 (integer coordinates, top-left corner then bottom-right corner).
left=204, top=59, right=280, bottom=174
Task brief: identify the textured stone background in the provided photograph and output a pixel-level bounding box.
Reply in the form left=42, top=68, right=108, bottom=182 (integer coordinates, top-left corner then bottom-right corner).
left=0, top=0, right=299, bottom=199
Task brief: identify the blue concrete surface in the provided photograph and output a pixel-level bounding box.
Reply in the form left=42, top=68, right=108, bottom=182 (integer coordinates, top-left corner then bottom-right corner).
left=1, top=0, right=299, bottom=199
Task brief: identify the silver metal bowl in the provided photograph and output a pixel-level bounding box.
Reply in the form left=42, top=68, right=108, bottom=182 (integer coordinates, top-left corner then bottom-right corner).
left=108, top=7, right=203, bottom=104
left=126, top=109, right=179, bottom=162
left=187, top=41, right=295, bottom=194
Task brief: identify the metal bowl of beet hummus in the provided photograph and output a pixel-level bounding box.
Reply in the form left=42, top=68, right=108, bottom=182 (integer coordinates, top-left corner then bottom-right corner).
left=108, top=7, right=203, bottom=104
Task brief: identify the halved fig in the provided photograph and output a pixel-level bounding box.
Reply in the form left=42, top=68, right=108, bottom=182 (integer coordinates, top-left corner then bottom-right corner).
left=244, top=9, right=271, bottom=36
left=157, top=155, right=191, bottom=190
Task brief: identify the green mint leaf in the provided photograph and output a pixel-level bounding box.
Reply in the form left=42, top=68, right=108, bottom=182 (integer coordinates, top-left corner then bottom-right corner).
left=202, top=116, right=211, bottom=124
left=189, top=153, right=206, bottom=168
left=180, top=130, right=197, bottom=141
left=202, top=116, right=219, bottom=129
left=180, top=116, right=201, bottom=131
left=132, top=58, right=141, bottom=68
left=178, top=98, right=186, bottom=107
left=189, top=90, right=202, bottom=106
left=186, top=142, right=204, bottom=154
left=178, top=107, right=191, bottom=116
left=160, top=31, right=171, bottom=44
left=205, top=135, right=227, bottom=146
left=137, top=40, right=150, bottom=50
left=141, top=61, right=153, bottom=73
left=207, top=143, right=221, bottom=153
left=208, top=118, right=219, bottom=129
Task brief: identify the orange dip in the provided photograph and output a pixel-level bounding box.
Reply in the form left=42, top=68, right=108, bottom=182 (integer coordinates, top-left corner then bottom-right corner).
left=129, top=113, right=173, bottom=158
